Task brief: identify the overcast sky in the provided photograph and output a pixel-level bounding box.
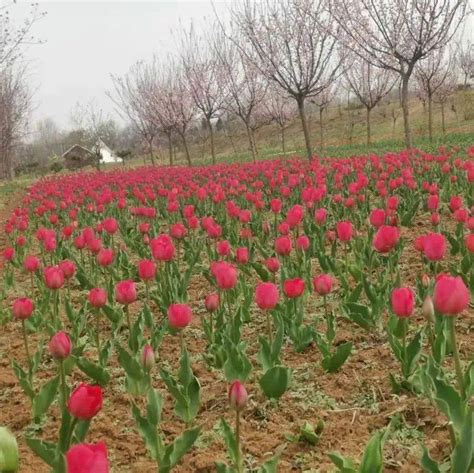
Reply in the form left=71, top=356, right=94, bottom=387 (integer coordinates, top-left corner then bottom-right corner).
left=13, top=0, right=474, bottom=133
left=17, top=1, right=230, bottom=130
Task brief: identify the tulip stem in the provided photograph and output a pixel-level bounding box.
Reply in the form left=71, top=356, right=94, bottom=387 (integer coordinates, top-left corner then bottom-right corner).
left=21, top=320, right=32, bottom=375
left=447, top=317, right=466, bottom=399
left=59, top=360, right=67, bottom=412
left=235, top=410, right=243, bottom=473
left=125, top=305, right=131, bottom=332
left=30, top=272, right=34, bottom=296
left=65, top=417, right=78, bottom=451
left=265, top=311, right=273, bottom=345
left=96, top=309, right=101, bottom=360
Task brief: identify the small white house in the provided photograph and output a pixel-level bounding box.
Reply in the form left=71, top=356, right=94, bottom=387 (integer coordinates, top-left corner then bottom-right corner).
left=94, top=139, right=122, bottom=164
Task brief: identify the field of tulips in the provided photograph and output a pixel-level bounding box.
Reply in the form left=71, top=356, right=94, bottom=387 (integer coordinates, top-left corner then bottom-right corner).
left=0, top=147, right=473, bottom=472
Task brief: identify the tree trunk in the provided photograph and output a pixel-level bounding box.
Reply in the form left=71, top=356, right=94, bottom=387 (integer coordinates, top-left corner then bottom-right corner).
left=206, top=117, right=216, bottom=165
left=401, top=74, right=413, bottom=148
left=245, top=124, right=257, bottom=162
left=366, top=106, right=371, bottom=146
left=181, top=133, right=192, bottom=167
left=441, top=103, right=446, bottom=134
left=296, top=96, right=312, bottom=161
left=281, top=125, right=286, bottom=154
left=167, top=133, right=173, bottom=166
left=428, top=94, right=433, bottom=142
left=319, top=107, right=324, bottom=153
left=148, top=139, right=156, bottom=166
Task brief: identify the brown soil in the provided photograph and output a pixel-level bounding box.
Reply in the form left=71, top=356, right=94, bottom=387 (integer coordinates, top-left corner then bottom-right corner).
left=0, top=189, right=472, bottom=473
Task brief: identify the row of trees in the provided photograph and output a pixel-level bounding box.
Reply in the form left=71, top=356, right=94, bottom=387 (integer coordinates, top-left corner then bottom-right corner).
left=110, top=0, right=470, bottom=164
left=0, top=1, right=44, bottom=179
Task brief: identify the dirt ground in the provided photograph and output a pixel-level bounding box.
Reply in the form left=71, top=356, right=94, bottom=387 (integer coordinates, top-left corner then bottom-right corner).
left=0, top=187, right=471, bottom=473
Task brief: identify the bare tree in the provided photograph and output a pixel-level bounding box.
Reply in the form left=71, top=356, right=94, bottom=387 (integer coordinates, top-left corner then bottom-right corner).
left=0, top=64, right=32, bottom=179
left=344, top=58, right=396, bottom=145
left=456, top=39, right=474, bottom=88
left=109, top=61, right=159, bottom=166
left=311, top=82, right=337, bottom=151
left=230, top=0, right=342, bottom=161
left=213, top=29, right=267, bottom=162
left=262, top=86, right=295, bottom=154
left=180, top=23, right=226, bottom=164
left=148, top=59, right=196, bottom=167
left=70, top=101, right=117, bottom=170
left=415, top=48, right=454, bottom=141
left=332, top=0, right=468, bottom=148
left=434, top=64, right=458, bottom=134
left=0, top=2, right=45, bottom=67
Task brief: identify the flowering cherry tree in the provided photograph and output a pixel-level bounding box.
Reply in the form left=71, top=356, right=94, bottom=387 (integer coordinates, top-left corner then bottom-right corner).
left=230, top=0, right=342, bottom=161
left=332, top=0, right=468, bottom=148
left=415, top=48, right=455, bottom=141
left=180, top=24, right=226, bottom=165
left=344, top=57, right=397, bottom=145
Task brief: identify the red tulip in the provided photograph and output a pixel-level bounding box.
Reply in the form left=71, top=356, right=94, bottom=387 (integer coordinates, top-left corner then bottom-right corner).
left=96, top=249, right=114, bottom=267
left=313, top=274, right=333, bottom=295
left=283, top=278, right=305, bottom=298
left=465, top=234, right=474, bottom=253
left=217, top=240, right=231, bottom=256
left=255, top=282, right=279, bottom=310
left=336, top=221, right=353, bottom=242
left=170, top=223, right=187, bottom=240
left=270, top=199, right=282, bottom=213
left=137, top=259, right=156, bottom=281
left=205, top=293, right=219, bottom=312
left=264, top=257, right=280, bottom=273
left=44, top=266, right=65, bottom=290
left=287, top=204, right=304, bottom=228
left=140, top=344, right=155, bottom=371
left=373, top=225, right=400, bottom=253
left=24, top=255, right=40, bottom=272
left=68, top=383, right=103, bottom=420
left=12, top=298, right=34, bottom=320
left=59, top=260, right=76, bottom=279
left=296, top=235, right=310, bottom=251
left=229, top=380, right=248, bottom=411
left=150, top=234, right=175, bottom=261
left=433, top=275, right=470, bottom=316
left=423, top=233, right=446, bottom=261
left=369, top=209, right=386, bottom=228
left=236, top=247, right=249, bottom=264
left=49, top=331, right=72, bottom=360
left=211, top=261, right=238, bottom=290
left=66, top=442, right=109, bottom=473
left=89, top=288, right=107, bottom=308
left=168, top=303, right=192, bottom=329
left=275, top=236, right=292, bottom=256
left=102, top=217, right=118, bottom=234
left=114, top=280, right=137, bottom=305
left=391, top=287, right=415, bottom=317
left=2, top=247, right=14, bottom=262
left=314, top=208, right=327, bottom=224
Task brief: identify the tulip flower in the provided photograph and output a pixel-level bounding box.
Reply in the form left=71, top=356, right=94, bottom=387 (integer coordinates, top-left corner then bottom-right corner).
left=167, top=303, right=192, bottom=330
left=49, top=331, right=72, bottom=410
left=141, top=344, right=155, bottom=372
left=391, top=288, right=415, bottom=318
left=68, top=383, right=103, bottom=420
left=255, top=282, right=279, bottom=343
left=12, top=298, right=34, bottom=374
left=372, top=225, right=400, bottom=253
left=423, top=232, right=446, bottom=262
left=434, top=275, right=471, bottom=398
left=115, top=280, right=137, bottom=331
left=211, top=261, right=238, bottom=290
left=66, top=441, right=109, bottom=473
left=228, top=381, right=248, bottom=473
left=274, top=235, right=292, bottom=256
left=283, top=278, right=305, bottom=298
left=205, top=293, right=219, bottom=313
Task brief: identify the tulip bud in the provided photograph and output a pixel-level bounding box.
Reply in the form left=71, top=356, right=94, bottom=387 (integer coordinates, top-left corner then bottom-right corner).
left=167, top=303, right=192, bottom=329
left=421, top=274, right=430, bottom=288
left=49, top=331, right=72, bottom=360
left=205, top=293, right=219, bottom=313
left=89, top=288, right=107, bottom=309
left=141, top=344, right=155, bottom=372
left=228, top=380, right=248, bottom=411
left=0, top=426, right=19, bottom=472
left=422, top=296, right=435, bottom=323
